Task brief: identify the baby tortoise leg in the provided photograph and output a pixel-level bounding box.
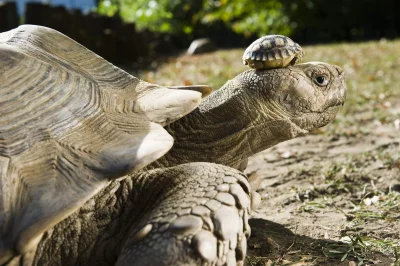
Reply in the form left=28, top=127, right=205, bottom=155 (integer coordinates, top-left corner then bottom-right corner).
left=117, top=162, right=254, bottom=266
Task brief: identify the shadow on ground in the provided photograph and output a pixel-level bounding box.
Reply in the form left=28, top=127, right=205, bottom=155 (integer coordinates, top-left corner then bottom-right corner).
left=246, top=218, right=393, bottom=265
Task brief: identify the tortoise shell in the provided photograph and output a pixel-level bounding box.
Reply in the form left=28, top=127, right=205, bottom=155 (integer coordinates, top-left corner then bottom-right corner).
left=0, top=25, right=209, bottom=262
left=242, top=35, right=304, bottom=70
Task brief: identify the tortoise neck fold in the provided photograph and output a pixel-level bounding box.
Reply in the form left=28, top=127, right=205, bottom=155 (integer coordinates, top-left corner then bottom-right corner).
left=150, top=77, right=293, bottom=169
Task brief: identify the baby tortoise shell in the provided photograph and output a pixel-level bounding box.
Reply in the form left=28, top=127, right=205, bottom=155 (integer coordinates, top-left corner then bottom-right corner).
left=242, top=35, right=304, bottom=70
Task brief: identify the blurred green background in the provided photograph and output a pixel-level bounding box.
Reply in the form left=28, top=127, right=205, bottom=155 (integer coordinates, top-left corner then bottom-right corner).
left=96, top=0, right=399, bottom=42
left=2, top=0, right=399, bottom=65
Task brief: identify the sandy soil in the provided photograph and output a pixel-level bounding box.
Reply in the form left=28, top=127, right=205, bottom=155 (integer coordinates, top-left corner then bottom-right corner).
left=245, top=102, right=400, bottom=265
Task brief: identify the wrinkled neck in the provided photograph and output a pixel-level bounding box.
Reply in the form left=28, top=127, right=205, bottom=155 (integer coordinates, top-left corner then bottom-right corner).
left=150, top=78, right=305, bottom=169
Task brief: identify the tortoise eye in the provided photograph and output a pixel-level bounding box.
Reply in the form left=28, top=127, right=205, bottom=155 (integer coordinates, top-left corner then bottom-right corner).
left=314, top=75, right=329, bottom=86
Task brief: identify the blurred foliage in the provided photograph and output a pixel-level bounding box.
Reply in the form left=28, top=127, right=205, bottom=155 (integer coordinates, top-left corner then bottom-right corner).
left=96, top=0, right=399, bottom=43
left=97, top=0, right=120, bottom=17
left=197, top=0, right=292, bottom=37
left=96, top=0, right=291, bottom=37
left=96, top=0, right=201, bottom=34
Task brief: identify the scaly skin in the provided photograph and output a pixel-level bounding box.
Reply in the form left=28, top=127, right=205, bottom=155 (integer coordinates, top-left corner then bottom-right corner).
left=14, top=62, right=346, bottom=266
left=154, top=62, right=346, bottom=169
left=30, top=163, right=251, bottom=266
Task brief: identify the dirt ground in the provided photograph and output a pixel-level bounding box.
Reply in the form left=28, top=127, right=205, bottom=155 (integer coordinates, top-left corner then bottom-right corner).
left=133, top=38, right=400, bottom=266
left=245, top=108, right=400, bottom=265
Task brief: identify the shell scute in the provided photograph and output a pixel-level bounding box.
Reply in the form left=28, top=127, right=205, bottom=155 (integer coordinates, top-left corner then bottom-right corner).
left=0, top=25, right=203, bottom=263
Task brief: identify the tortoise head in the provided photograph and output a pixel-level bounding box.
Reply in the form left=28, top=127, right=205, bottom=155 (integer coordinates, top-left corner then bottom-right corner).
left=240, top=61, right=347, bottom=136
left=159, top=61, right=346, bottom=169
left=275, top=62, right=346, bottom=132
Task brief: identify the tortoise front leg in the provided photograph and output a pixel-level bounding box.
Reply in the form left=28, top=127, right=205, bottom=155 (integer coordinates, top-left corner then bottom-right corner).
left=117, top=163, right=252, bottom=266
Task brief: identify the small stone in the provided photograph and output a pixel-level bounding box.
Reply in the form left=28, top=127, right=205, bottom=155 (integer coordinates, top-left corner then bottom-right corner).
left=192, top=231, right=218, bottom=262
left=215, top=192, right=235, bottom=206
left=212, top=206, right=240, bottom=240
left=205, top=199, right=221, bottom=211
left=169, top=215, right=203, bottom=235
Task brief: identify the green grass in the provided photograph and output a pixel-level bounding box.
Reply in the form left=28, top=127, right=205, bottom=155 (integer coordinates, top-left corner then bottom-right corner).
left=351, top=191, right=400, bottom=222
left=323, top=234, right=400, bottom=265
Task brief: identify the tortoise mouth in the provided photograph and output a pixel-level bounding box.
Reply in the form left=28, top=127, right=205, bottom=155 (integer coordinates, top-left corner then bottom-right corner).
left=291, top=105, right=341, bottom=131
left=320, top=94, right=346, bottom=113
left=324, top=101, right=344, bottom=112
left=324, top=104, right=342, bottom=115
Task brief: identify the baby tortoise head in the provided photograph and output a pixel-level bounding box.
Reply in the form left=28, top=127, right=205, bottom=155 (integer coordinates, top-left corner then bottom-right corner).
left=242, top=35, right=304, bottom=70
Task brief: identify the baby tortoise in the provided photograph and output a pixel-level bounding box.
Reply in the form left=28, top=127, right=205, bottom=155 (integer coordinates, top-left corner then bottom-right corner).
left=242, top=35, right=304, bottom=70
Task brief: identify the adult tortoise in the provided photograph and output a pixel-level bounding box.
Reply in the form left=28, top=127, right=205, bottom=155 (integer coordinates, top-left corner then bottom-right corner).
left=0, top=25, right=346, bottom=266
